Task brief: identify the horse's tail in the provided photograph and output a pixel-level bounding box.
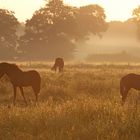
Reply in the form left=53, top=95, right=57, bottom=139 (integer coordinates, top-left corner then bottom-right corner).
left=51, top=64, right=56, bottom=71
left=120, top=78, right=127, bottom=106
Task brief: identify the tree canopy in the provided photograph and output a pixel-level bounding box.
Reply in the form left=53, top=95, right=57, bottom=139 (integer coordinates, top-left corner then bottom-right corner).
left=0, top=9, right=19, bottom=60
left=133, top=6, right=140, bottom=40
left=19, top=0, right=108, bottom=60
left=75, top=4, right=108, bottom=40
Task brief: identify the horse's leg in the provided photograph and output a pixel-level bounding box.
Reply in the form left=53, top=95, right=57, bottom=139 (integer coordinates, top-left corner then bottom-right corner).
left=13, top=85, right=17, bottom=106
left=19, top=86, right=28, bottom=106
left=32, top=87, right=38, bottom=104
left=35, top=90, right=38, bottom=103
left=61, top=67, right=63, bottom=72
left=122, top=88, right=129, bottom=105
left=54, top=67, right=57, bottom=72
left=35, top=93, right=38, bottom=103
left=59, top=67, right=62, bottom=72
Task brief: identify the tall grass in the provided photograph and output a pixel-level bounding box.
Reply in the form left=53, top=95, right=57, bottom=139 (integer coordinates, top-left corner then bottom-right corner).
left=0, top=63, right=139, bottom=140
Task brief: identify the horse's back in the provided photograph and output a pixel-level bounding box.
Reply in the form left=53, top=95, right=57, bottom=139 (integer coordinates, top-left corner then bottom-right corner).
left=121, top=73, right=140, bottom=89
left=15, top=70, right=41, bottom=87
left=122, top=73, right=140, bottom=81
left=55, top=58, right=64, bottom=67
left=26, top=70, right=41, bottom=83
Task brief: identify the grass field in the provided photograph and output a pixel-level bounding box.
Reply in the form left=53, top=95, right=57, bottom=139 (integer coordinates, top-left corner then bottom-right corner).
left=0, top=63, right=140, bottom=140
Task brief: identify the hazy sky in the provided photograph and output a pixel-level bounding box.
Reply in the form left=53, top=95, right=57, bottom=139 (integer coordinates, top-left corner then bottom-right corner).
left=0, top=0, right=139, bottom=22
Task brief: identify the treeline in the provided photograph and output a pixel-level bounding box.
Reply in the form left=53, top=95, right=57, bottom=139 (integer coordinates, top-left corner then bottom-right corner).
left=0, top=0, right=108, bottom=60
left=0, top=0, right=140, bottom=61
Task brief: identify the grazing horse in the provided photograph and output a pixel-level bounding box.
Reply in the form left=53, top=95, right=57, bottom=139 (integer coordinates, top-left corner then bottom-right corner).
left=0, top=62, right=41, bottom=105
left=51, top=58, right=64, bottom=72
left=120, top=73, right=140, bottom=105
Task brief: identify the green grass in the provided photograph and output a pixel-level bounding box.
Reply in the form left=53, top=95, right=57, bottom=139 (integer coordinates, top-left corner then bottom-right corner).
left=0, top=63, right=140, bottom=140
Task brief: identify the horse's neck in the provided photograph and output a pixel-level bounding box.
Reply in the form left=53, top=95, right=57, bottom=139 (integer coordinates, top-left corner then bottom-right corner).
left=6, top=67, right=23, bottom=77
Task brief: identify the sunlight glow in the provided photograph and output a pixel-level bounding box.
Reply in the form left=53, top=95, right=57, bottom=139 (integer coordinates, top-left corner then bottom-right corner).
left=64, top=0, right=140, bottom=21
left=0, top=0, right=46, bottom=22
left=0, top=0, right=139, bottom=22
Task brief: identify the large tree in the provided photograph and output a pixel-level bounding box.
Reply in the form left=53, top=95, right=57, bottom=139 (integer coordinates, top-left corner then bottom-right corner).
left=133, top=6, right=140, bottom=40
left=75, top=4, right=108, bottom=41
left=19, top=0, right=108, bottom=60
left=0, top=9, right=19, bottom=60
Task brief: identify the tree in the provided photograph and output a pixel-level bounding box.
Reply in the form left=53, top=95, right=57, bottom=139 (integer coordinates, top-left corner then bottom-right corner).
left=75, top=4, right=108, bottom=41
left=19, top=0, right=108, bottom=60
left=0, top=9, right=19, bottom=60
left=132, top=6, right=140, bottom=40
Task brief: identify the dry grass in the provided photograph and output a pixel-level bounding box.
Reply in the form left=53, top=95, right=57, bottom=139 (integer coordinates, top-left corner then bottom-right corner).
left=0, top=63, right=140, bottom=140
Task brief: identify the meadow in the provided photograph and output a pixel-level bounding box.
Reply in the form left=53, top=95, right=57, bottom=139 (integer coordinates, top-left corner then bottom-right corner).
left=0, top=62, right=140, bottom=140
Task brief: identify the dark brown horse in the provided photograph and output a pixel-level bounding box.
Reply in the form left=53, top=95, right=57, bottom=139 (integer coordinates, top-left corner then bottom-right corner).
left=51, top=58, right=64, bottom=72
left=0, top=62, right=41, bottom=105
left=120, top=73, right=140, bottom=105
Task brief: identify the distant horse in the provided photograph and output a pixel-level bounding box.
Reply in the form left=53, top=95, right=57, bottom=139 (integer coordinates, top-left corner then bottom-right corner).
left=120, top=73, right=140, bottom=105
left=51, top=58, right=64, bottom=72
left=0, top=62, right=41, bottom=105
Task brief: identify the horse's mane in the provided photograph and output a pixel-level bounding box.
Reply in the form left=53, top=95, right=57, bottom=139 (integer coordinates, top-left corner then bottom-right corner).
left=0, top=62, right=23, bottom=72
left=11, top=63, right=22, bottom=72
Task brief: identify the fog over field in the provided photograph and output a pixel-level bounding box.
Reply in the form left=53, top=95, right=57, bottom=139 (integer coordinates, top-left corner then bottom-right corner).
left=14, top=20, right=140, bottom=62
left=16, top=20, right=140, bottom=62
left=76, top=21, right=140, bottom=61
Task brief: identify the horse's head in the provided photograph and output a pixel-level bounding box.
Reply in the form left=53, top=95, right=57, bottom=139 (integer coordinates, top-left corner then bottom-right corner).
left=121, top=93, right=128, bottom=106
left=0, top=62, right=10, bottom=78
left=0, top=71, right=4, bottom=79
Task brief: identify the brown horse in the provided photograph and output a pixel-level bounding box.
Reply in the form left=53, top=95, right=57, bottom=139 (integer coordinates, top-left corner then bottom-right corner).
left=120, top=73, right=140, bottom=105
left=0, top=62, right=41, bottom=105
left=51, top=58, right=64, bottom=72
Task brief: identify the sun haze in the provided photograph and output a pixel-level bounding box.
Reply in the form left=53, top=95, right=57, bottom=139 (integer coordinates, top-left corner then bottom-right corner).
left=0, top=0, right=46, bottom=22
left=64, top=0, right=140, bottom=21
left=0, top=0, right=139, bottom=22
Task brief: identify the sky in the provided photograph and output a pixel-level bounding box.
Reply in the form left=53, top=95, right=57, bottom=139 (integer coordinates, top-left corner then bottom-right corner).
left=0, top=0, right=139, bottom=22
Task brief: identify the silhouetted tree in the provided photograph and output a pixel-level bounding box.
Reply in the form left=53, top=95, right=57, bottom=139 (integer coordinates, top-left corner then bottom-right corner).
left=133, top=6, right=140, bottom=40
left=0, top=9, right=19, bottom=60
left=19, top=0, right=108, bottom=60
left=75, top=4, right=108, bottom=41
